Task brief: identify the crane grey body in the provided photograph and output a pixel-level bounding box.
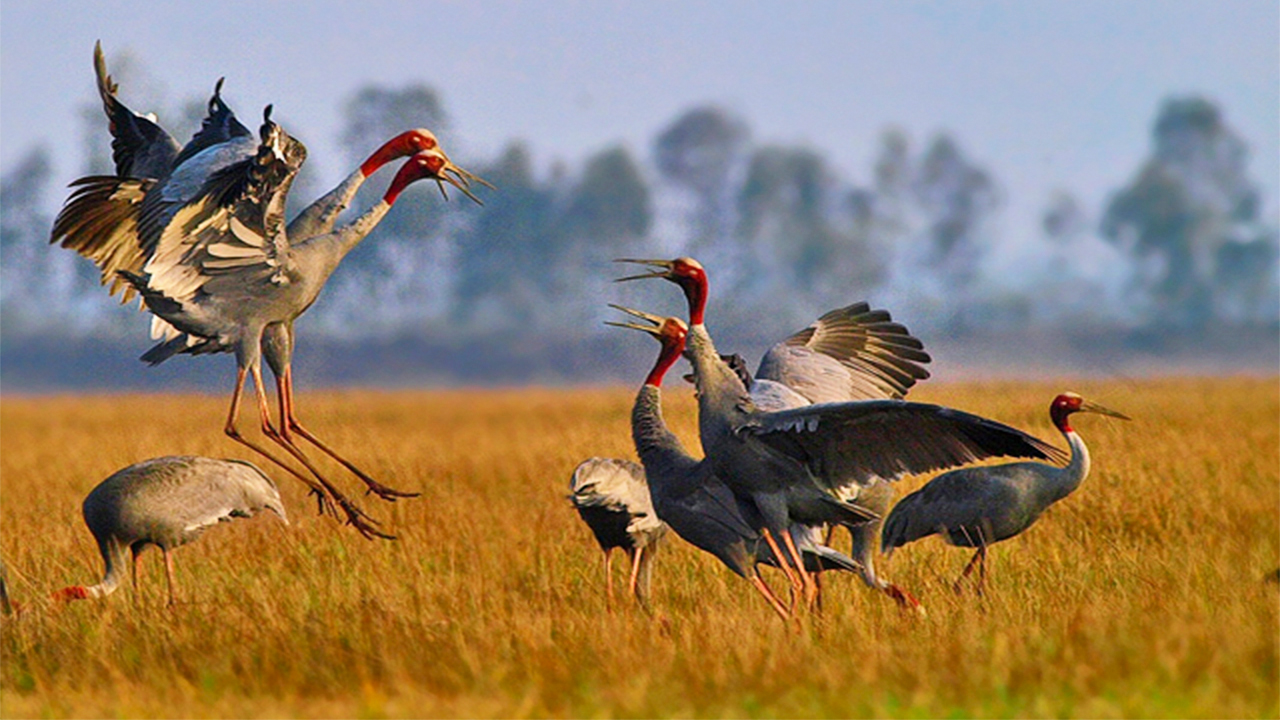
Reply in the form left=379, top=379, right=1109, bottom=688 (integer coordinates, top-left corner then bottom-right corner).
left=55, top=456, right=287, bottom=605
left=616, top=257, right=1062, bottom=604
left=569, top=457, right=668, bottom=608
left=616, top=312, right=869, bottom=619
left=51, top=44, right=489, bottom=539
left=881, top=392, right=1129, bottom=592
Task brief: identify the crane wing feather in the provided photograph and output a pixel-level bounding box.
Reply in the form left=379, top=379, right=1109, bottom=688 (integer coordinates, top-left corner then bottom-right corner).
left=757, top=302, right=932, bottom=403
left=50, top=177, right=155, bottom=303
left=170, top=79, right=252, bottom=169
left=746, top=400, right=1065, bottom=491
left=93, top=43, right=180, bottom=179
left=140, top=118, right=304, bottom=305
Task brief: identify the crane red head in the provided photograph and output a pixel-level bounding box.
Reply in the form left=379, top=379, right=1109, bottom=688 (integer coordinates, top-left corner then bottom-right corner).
left=383, top=148, right=493, bottom=206
left=360, top=129, right=440, bottom=178
left=1049, top=392, right=1130, bottom=433
left=52, top=585, right=92, bottom=602
left=613, top=257, right=709, bottom=326
left=606, top=304, right=689, bottom=387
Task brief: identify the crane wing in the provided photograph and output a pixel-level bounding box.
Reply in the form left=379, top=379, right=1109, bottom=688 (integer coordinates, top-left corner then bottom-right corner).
left=569, top=458, right=648, bottom=511
left=170, top=78, right=252, bottom=169
left=139, top=112, right=305, bottom=307
left=756, top=302, right=932, bottom=403
left=93, top=42, right=180, bottom=180
left=658, top=471, right=761, bottom=547
left=52, top=58, right=257, bottom=305
left=744, top=399, right=1065, bottom=490
left=50, top=176, right=156, bottom=302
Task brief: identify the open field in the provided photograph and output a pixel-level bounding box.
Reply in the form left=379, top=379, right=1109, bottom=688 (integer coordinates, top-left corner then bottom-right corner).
left=1, top=377, right=1277, bottom=718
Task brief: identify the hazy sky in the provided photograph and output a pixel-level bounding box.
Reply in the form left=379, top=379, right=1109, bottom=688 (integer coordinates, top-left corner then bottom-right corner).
left=3, top=0, right=1277, bottom=238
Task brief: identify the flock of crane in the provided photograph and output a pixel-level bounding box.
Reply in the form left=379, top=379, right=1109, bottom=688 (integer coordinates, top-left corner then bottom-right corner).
left=22, top=43, right=1129, bottom=619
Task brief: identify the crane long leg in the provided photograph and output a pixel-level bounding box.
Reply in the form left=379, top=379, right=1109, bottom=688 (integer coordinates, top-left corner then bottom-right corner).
left=131, top=548, right=141, bottom=595
left=955, top=544, right=987, bottom=595
left=225, top=367, right=335, bottom=517
left=276, top=365, right=418, bottom=500
left=603, top=549, right=615, bottom=612
left=162, top=548, right=176, bottom=607
left=760, top=528, right=803, bottom=594
left=627, top=547, right=642, bottom=601
left=748, top=572, right=791, bottom=620
left=781, top=528, right=819, bottom=608
left=248, top=366, right=394, bottom=540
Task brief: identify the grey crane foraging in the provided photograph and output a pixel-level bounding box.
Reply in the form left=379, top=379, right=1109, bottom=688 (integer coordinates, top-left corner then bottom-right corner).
left=881, top=392, right=1129, bottom=594
left=610, top=308, right=873, bottom=620
left=51, top=45, right=490, bottom=539
left=615, top=257, right=1061, bottom=607
left=568, top=458, right=668, bottom=609
left=53, top=456, right=287, bottom=606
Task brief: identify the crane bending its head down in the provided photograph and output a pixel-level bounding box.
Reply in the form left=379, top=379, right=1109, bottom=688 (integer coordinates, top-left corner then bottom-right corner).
left=53, top=457, right=288, bottom=607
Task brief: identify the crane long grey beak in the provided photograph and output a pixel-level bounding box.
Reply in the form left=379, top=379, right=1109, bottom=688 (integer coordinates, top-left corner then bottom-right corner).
left=604, top=320, right=662, bottom=337
left=607, top=303, right=665, bottom=326
left=434, top=153, right=493, bottom=205
left=613, top=258, right=675, bottom=282
left=1081, top=400, right=1131, bottom=421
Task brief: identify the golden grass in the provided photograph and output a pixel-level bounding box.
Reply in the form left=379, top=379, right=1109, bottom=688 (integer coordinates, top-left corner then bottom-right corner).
left=1, top=378, right=1277, bottom=718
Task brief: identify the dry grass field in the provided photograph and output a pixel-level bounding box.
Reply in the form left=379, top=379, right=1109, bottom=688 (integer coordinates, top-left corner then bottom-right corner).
left=1, top=377, right=1276, bottom=718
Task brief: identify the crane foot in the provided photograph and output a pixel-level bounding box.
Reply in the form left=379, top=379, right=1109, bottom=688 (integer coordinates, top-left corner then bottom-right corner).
left=885, top=583, right=926, bottom=615
left=363, top=482, right=421, bottom=501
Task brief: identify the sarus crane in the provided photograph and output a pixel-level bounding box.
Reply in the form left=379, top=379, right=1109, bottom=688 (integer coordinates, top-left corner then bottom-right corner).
left=568, top=458, right=668, bottom=609
left=50, top=44, right=490, bottom=539
left=610, top=308, right=871, bottom=620
left=657, top=275, right=938, bottom=608
left=53, top=456, right=288, bottom=606
left=614, top=257, right=1063, bottom=604
left=881, top=392, right=1129, bottom=593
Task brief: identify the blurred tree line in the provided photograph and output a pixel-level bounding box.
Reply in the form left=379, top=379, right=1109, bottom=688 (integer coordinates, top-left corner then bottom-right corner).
left=1, top=51, right=1276, bottom=384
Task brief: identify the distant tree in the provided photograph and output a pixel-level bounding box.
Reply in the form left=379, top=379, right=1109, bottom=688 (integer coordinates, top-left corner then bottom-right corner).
left=735, top=146, right=852, bottom=309
left=911, top=134, right=998, bottom=284
left=451, top=142, right=561, bottom=330
left=330, top=83, right=452, bottom=274
left=1102, top=97, right=1276, bottom=327
left=555, top=145, right=654, bottom=331
left=340, top=84, right=449, bottom=165
left=1, top=146, right=125, bottom=337
left=1042, top=189, right=1088, bottom=245
left=653, top=106, right=749, bottom=260
left=866, top=130, right=999, bottom=335
left=562, top=145, right=651, bottom=243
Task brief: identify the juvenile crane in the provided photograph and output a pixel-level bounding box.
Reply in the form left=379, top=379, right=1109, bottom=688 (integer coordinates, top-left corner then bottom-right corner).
left=615, top=257, right=1062, bottom=603
left=51, top=45, right=490, bottom=538
left=881, top=392, right=1129, bottom=593
left=54, top=456, right=288, bottom=606
left=568, top=458, right=668, bottom=609
left=611, top=309, right=870, bottom=620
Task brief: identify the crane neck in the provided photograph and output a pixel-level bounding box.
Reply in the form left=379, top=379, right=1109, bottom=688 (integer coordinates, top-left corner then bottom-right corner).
left=685, top=324, right=749, bottom=409
left=86, top=536, right=129, bottom=599
left=285, top=168, right=365, bottom=241
left=645, top=339, right=683, bottom=388
left=685, top=284, right=707, bottom=326
left=632, top=384, right=699, bottom=494
left=1043, top=426, right=1091, bottom=504
left=293, top=198, right=394, bottom=280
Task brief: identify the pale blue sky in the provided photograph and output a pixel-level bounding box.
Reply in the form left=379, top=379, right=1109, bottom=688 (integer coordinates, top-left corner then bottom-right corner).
left=3, top=0, right=1277, bottom=238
